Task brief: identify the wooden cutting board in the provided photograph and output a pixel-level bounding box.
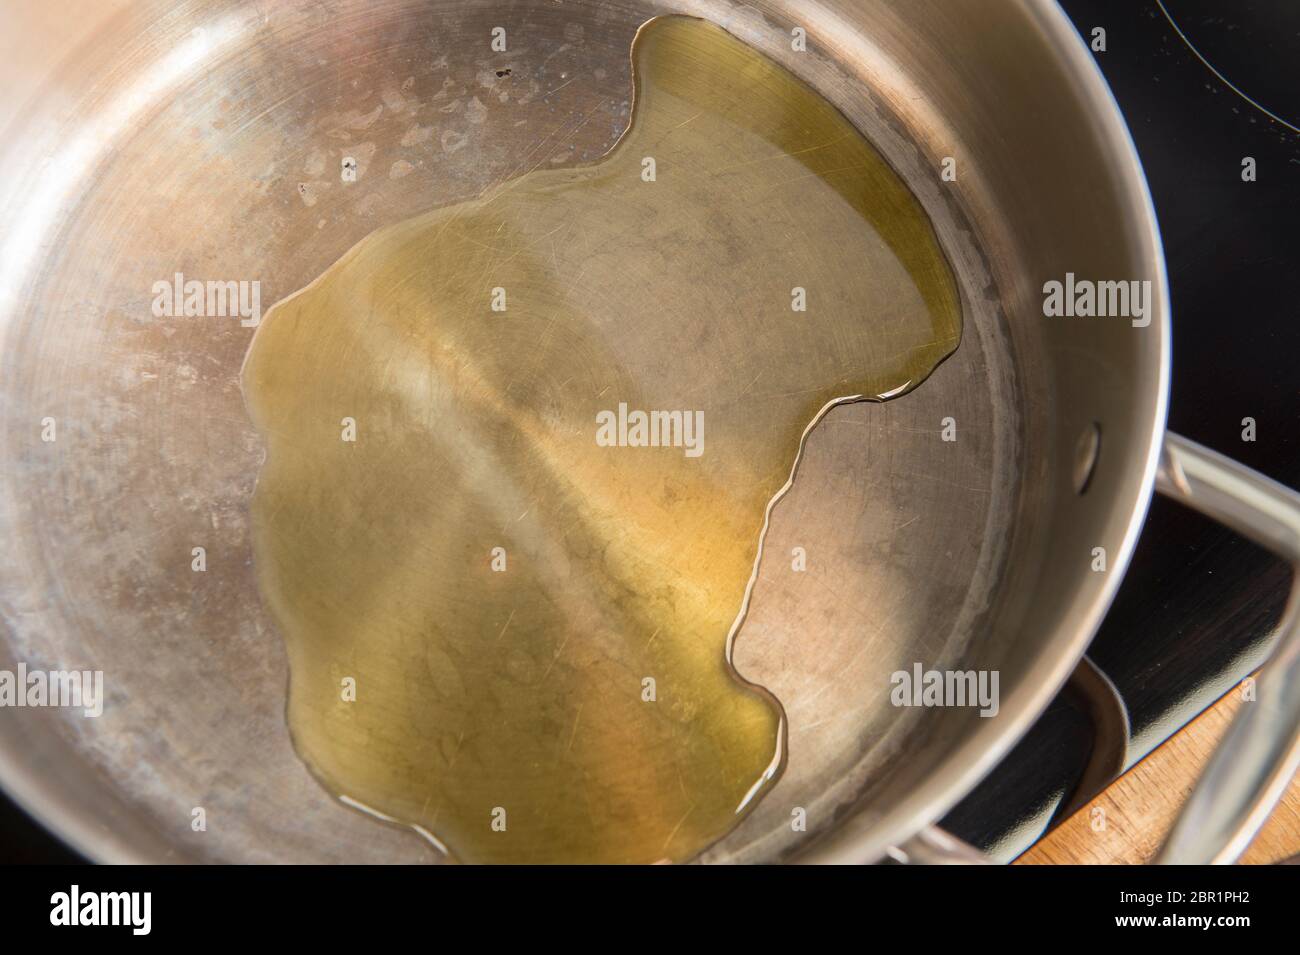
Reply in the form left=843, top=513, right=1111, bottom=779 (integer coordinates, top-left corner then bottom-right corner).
left=1017, top=677, right=1299, bottom=865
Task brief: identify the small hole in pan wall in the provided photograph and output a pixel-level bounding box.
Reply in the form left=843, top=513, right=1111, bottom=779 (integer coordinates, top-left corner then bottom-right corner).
left=1073, top=422, right=1102, bottom=495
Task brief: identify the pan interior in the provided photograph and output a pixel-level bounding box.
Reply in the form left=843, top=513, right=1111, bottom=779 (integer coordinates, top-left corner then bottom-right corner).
left=0, top=0, right=1167, bottom=864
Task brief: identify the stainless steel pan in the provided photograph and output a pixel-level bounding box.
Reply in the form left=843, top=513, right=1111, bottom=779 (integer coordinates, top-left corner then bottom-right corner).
left=0, top=0, right=1296, bottom=864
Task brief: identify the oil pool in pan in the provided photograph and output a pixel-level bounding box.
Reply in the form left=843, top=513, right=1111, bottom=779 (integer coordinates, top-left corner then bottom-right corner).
left=241, top=15, right=961, bottom=864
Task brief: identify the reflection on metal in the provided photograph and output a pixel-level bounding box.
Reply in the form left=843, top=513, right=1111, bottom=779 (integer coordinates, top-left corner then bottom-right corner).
left=1057, top=654, right=1130, bottom=820
left=885, top=824, right=991, bottom=865
left=1154, top=432, right=1300, bottom=864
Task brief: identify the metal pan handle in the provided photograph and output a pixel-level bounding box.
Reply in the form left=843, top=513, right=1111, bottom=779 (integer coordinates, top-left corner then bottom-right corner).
left=889, top=431, right=1300, bottom=865
left=1150, top=431, right=1300, bottom=863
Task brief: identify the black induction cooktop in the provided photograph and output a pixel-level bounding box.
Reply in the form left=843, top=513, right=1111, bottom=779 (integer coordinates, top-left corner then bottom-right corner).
left=2, top=0, right=1297, bottom=864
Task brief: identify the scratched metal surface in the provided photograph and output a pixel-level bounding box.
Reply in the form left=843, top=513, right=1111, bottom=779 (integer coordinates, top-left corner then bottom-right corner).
left=0, top=0, right=1166, bottom=862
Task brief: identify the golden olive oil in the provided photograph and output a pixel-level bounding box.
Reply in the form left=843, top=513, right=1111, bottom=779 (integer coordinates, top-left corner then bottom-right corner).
left=242, top=15, right=961, bottom=863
